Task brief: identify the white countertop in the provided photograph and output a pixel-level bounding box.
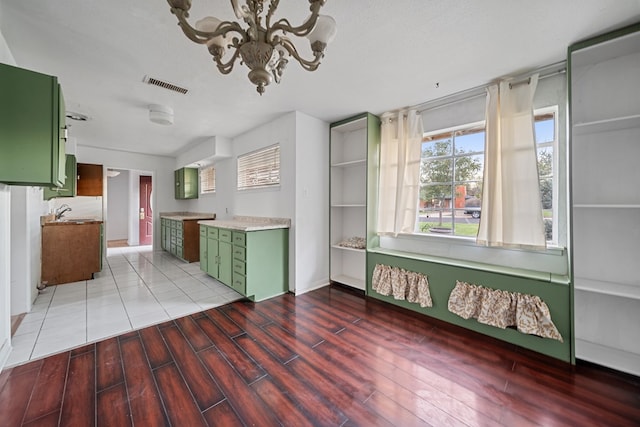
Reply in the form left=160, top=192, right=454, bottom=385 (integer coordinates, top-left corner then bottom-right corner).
left=160, top=212, right=216, bottom=221
left=198, top=216, right=290, bottom=231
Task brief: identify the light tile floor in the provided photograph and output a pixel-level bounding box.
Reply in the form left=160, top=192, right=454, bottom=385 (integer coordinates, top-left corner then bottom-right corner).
left=7, top=245, right=243, bottom=367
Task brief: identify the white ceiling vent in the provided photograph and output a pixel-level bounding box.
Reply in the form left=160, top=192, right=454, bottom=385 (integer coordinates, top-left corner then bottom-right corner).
left=142, top=75, right=189, bottom=95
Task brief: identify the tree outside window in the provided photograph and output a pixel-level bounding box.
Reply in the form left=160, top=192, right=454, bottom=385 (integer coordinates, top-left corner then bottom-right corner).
left=417, top=108, right=557, bottom=243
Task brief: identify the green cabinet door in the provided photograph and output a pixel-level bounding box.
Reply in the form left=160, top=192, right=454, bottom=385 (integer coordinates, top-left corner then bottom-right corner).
left=0, top=64, right=66, bottom=187
left=199, top=234, right=207, bottom=272
left=43, top=154, right=77, bottom=200
left=218, top=240, right=233, bottom=286
left=207, top=235, right=219, bottom=278
left=174, top=167, right=198, bottom=199
left=160, top=219, right=166, bottom=250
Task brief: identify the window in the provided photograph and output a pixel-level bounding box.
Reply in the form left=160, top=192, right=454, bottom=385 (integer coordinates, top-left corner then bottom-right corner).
left=534, top=106, right=558, bottom=245
left=418, top=122, right=485, bottom=237
left=200, top=166, right=215, bottom=194
left=237, top=144, right=280, bottom=190
left=417, top=108, right=558, bottom=243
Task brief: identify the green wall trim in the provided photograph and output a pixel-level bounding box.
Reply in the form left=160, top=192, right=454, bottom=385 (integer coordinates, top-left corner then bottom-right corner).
left=569, top=21, right=640, bottom=53
left=367, top=251, right=572, bottom=362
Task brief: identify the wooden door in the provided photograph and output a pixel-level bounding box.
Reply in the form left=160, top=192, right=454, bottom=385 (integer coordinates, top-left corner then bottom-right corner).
left=139, top=175, right=153, bottom=245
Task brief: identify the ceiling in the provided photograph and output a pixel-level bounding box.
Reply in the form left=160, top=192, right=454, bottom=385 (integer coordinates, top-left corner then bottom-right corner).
left=1, top=1, right=639, bottom=158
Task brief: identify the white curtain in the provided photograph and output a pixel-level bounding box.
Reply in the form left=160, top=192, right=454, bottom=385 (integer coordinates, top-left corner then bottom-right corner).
left=377, top=110, right=424, bottom=236
left=477, top=74, right=546, bottom=249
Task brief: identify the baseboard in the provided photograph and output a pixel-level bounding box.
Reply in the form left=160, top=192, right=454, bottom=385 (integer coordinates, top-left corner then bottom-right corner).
left=293, top=279, right=330, bottom=296
left=576, top=338, right=640, bottom=377
left=0, top=337, right=11, bottom=372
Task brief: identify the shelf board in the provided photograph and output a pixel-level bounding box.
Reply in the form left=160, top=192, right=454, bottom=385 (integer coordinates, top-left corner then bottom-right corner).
left=573, top=114, right=640, bottom=135
left=331, top=159, right=366, bottom=168
left=331, top=204, right=366, bottom=208
left=573, top=204, right=640, bottom=209
left=331, top=274, right=366, bottom=290
left=331, top=244, right=366, bottom=253
left=574, top=276, right=640, bottom=300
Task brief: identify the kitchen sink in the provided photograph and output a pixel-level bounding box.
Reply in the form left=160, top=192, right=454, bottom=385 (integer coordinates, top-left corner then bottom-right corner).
left=55, top=218, right=99, bottom=223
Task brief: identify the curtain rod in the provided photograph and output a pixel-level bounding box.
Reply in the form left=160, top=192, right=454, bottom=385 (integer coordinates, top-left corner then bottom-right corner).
left=409, top=61, right=567, bottom=115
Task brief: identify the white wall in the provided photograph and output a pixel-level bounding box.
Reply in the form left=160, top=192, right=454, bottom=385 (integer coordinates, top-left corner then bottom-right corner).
left=184, top=112, right=330, bottom=294
left=0, top=184, right=11, bottom=370
left=0, top=24, right=16, bottom=370
left=106, top=170, right=129, bottom=241
left=293, top=111, right=330, bottom=294
left=10, top=187, right=48, bottom=316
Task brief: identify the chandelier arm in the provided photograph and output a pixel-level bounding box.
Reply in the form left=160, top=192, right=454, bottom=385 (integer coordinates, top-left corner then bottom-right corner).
left=213, top=47, right=243, bottom=74
left=266, top=0, right=323, bottom=39
left=170, top=8, right=247, bottom=45
left=279, top=38, right=323, bottom=71
left=265, top=0, right=280, bottom=28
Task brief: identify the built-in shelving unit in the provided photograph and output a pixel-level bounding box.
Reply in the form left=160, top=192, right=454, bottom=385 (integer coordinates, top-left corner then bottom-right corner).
left=569, top=23, right=640, bottom=377
left=329, top=113, right=380, bottom=291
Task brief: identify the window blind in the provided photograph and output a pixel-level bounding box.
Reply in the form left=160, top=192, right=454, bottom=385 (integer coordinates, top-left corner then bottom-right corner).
left=237, top=144, right=280, bottom=190
left=200, top=166, right=215, bottom=194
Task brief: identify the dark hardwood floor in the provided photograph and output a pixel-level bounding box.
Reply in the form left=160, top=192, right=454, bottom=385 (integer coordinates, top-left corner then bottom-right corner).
left=1, top=285, right=639, bottom=426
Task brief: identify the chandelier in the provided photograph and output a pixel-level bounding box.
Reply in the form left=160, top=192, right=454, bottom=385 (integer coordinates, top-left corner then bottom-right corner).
left=167, top=0, right=337, bottom=95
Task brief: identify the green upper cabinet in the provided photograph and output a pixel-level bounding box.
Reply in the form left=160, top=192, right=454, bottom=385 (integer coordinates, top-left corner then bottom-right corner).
left=174, top=167, right=198, bottom=199
left=0, top=63, right=67, bottom=187
left=43, top=154, right=77, bottom=200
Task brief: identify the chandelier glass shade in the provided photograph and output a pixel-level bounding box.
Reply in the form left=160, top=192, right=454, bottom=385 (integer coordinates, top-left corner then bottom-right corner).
left=167, top=0, right=337, bottom=95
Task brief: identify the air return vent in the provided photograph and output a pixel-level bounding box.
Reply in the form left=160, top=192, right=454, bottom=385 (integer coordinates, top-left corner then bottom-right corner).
left=142, top=75, right=189, bottom=95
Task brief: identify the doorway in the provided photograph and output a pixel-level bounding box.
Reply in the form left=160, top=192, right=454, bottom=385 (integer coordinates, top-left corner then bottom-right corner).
left=139, top=175, right=153, bottom=245
left=105, top=169, right=153, bottom=249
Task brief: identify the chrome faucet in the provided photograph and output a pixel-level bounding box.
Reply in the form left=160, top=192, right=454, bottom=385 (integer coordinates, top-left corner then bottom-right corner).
left=55, top=204, right=72, bottom=220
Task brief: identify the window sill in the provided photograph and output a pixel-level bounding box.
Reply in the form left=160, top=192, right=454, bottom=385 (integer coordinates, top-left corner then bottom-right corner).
left=369, top=246, right=570, bottom=285
left=406, top=231, right=565, bottom=256
left=376, top=232, right=569, bottom=278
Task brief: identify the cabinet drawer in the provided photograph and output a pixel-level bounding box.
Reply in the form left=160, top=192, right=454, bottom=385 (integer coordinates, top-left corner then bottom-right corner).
left=177, top=246, right=183, bottom=258
left=232, top=273, right=246, bottom=295
left=232, top=232, right=246, bottom=247
left=207, top=227, right=219, bottom=239
left=219, top=229, right=232, bottom=242
left=170, top=236, right=176, bottom=244
left=176, top=237, right=183, bottom=247
left=170, top=228, right=176, bottom=237
left=233, top=246, right=246, bottom=261
left=200, top=225, right=207, bottom=237
left=176, top=229, right=183, bottom=239
left=233, top=259, right=245, bottom=275
left=176, top=221, right=183, bottom=231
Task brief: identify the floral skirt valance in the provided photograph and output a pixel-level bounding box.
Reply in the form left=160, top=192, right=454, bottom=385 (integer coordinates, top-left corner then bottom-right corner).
left=372, top=264, right=432, bottom=308
left=447, top=281, right=563, bottom=342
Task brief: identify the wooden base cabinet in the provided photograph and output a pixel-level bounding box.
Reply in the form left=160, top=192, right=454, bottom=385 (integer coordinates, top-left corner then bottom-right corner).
left=200, top=225, right=288, bottom=301
left=160, top=218, right=200, bottom=262
left=41, top=222, right=102, bottom=285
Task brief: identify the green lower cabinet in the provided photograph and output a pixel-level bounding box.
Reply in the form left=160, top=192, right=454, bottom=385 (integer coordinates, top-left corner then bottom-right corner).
left=199, top=226, right=207, bottom=273
left=160, top=219, right=167, bottom=251
left=200, top=226, right=288, bottom=301
left=218, top=241, right=233, bottom=285
left=206, top=235, right=220, bottom=278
